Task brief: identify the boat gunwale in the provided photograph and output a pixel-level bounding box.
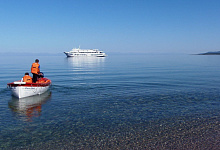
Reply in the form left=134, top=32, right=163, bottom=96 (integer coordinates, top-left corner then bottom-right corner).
left=7, top=78, right=51, bottom=87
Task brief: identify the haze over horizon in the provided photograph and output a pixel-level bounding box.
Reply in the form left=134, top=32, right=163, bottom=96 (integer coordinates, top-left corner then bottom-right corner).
left=0, top=0, right=220, bottom=54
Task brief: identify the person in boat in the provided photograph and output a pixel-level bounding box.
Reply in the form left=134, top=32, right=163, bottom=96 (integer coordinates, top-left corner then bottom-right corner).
left=22, top=72, right=32, bottom=83
left=31, top=59, right=40, bottom=83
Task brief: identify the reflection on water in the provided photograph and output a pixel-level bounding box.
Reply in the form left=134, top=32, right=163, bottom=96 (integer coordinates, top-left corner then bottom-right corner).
left=66, top=56, right=105, bottom=68
left=8, top=91, right=51, bottom=122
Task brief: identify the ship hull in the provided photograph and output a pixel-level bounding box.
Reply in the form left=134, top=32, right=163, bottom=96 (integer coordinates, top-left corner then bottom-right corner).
left=64, top=52, right=106, bottom=57
left=64, top=47, right=107, bottom=57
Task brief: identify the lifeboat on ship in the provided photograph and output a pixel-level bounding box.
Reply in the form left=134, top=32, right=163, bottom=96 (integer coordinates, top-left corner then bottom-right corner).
left=7, top=74, right=51, bottom=98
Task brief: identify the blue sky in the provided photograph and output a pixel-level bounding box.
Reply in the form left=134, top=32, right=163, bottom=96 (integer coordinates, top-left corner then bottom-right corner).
left=0, top=0, right=220, bottom=54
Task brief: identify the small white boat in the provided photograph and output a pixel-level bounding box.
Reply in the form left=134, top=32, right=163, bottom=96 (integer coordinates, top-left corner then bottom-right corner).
left=7, top=78, right=52, bottom=98
left=64, top=47, right=107, bottom=57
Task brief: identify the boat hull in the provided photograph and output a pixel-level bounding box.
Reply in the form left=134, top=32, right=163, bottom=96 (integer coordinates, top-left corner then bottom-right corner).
left=9, top=85, right=50, bottom=98
left=7, top=78, right=51, bottom=98
left=64, top=47, right=107, bottom=57
left=64, top=52, right=107, bottom=57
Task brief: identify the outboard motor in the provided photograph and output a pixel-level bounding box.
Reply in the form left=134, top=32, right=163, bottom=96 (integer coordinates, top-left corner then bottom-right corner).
left=38, top=72, right=44, bottom=78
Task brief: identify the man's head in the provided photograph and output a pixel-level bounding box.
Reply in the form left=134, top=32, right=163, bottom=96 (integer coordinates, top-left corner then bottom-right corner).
left=35, top=59, right=39, bottom=63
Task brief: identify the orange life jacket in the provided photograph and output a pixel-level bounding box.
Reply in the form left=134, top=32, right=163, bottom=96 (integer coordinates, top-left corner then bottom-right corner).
left=31, top=63, right=40, bottom=74
left=23, top=75, right=32, bottom=83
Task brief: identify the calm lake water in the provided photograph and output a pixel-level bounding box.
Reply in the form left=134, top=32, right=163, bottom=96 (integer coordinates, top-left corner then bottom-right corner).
left=0, top=53, right=219, bottom=149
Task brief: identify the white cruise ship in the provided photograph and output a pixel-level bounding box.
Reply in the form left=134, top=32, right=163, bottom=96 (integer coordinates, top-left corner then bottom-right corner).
left=64, top=47, right=107, bottom=57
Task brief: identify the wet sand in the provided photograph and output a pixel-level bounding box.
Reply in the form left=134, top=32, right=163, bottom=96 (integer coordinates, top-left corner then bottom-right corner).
left=21, top=116, right=219, bottom=150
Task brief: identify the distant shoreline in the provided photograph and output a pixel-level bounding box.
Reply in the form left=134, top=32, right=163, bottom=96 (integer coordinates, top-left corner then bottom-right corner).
left=198, top=51, right=220, bottom=55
